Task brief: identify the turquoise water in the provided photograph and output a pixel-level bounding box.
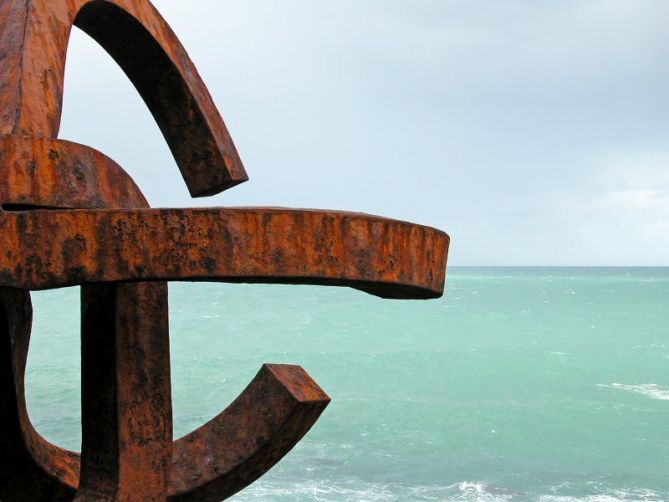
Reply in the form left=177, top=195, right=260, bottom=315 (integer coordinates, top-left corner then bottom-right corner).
left=25, top=267, right=669, bottom=501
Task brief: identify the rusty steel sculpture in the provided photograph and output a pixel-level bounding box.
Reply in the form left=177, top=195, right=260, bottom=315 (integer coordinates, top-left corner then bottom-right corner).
left=0, top=0, right=449, bottom=500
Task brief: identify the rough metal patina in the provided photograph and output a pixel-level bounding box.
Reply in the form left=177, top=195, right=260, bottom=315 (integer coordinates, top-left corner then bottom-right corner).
left=0, top=1, right=449, bottom=500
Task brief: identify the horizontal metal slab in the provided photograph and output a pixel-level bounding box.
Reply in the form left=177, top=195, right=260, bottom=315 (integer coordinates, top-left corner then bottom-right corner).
left=0, top=207, right=448, bottom=298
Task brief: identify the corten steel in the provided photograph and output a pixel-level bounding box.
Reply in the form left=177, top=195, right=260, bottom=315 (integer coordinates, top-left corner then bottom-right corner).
left=0, top=0, right=449, bottom=500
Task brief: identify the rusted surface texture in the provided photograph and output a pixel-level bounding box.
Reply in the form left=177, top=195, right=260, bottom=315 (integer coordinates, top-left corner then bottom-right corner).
left=77, top=282, right=172, bottom=501
left=0, top=136, right=147, bottom=210
left=169, top=364, right=330, bottom=501
left=0, top=0, right=449, bottom=499
left=0, top=0, right=247, bottom=197
left=0, top=207, right=448, bottom=298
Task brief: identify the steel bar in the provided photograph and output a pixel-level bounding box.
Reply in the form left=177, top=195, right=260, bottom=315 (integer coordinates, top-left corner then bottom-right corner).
left=0, top=207, right=448, bottom=298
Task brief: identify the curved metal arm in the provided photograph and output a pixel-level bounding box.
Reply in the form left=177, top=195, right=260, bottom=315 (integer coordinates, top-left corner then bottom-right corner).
left=0, top=0, right=247, bottom=197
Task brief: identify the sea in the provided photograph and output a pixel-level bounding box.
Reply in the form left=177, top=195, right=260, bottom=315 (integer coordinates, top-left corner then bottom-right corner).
left=25, top=267, right=669, bottom=501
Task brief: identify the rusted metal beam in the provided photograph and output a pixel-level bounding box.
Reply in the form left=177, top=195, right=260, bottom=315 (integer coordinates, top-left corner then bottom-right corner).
left=0, top=207, right=447, bottom=298
left=77, top=282, right=172, bottom=501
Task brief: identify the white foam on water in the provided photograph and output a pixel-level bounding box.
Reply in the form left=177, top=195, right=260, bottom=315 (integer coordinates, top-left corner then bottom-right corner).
left=597, top=383, right=669, bottom=401
left=232, top=478, right=668, bottom=502
left=234, top=480, right=397, bottom=501
left=451, top=480, right=513, bottom=501
left=233, top=480, right=515, bottom=501
left=541, top=487, right=665, bottom=502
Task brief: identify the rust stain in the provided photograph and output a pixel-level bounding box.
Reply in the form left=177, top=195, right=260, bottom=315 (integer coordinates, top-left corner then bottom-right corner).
left=0, top=0, right=449, bottom=500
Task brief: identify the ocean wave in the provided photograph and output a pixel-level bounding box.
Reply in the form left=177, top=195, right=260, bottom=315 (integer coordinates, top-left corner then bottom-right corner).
left=232, top=480, right=669, bottom=501
left=233, top=480, right=668, bottom=501
left=540, top=487, right=666, bottom=501
left=233, top=480, right=514, bottom=501
left=597, top=383, right=669, bottom=401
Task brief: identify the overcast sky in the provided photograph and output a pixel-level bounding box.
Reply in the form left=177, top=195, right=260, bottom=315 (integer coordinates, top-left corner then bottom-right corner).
left=58, top=0, right=667, bottom=266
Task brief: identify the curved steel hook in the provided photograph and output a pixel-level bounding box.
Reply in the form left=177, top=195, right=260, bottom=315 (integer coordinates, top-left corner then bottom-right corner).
left=0, top=286, right=330, bottom=501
